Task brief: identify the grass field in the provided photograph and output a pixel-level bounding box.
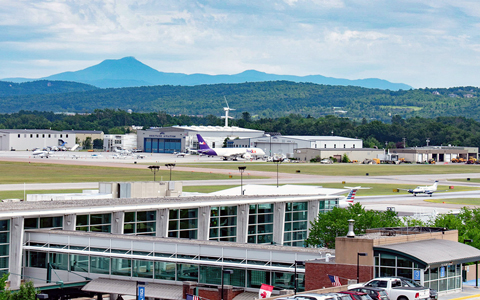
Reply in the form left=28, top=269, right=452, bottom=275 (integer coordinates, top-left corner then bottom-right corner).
left=425, top=198, right=480, bottom=205
left=0, top=161, right=251, bottom=184
left=177, top=162, right=480, bottom=176
left=450, top=178, right=480, bottom=183
left=0, top=189, right=84, bottom=200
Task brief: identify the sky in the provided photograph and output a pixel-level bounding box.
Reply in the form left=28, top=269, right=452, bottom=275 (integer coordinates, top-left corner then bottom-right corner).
left=1, top=0, right=480, bottom=88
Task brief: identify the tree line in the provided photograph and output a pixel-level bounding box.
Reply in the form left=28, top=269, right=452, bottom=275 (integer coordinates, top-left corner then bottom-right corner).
left=306, top=203, right=480, bottom=250
left=1, top=110, right=480, bottom=149
left=1, top=80, right=480, bottom=121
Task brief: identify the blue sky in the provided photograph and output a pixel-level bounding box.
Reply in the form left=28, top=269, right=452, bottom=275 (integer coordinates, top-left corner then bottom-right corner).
left=1, top=0, right=480, bottom=88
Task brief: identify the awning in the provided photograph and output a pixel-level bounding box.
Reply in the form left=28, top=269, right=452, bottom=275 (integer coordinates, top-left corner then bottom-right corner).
left=374, top=239, right=480, bottom=268
left=82, top=278, right=183, bottom=300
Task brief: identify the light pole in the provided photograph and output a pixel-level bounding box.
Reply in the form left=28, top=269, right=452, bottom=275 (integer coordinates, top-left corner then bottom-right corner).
left=294, top=260, right=305, bottom=295
left=221, top=269, right=233, bottom=300
left=273, top=158, right=283, bottom=187
left=357, top=252, right=367, bottom=284
left=148, top=165, right=160, bottom=181
left=136, top=281, right=147, bottom=300
left=238, top=166, right=246, bottom=195
left=165, top=163, right=176, bottom=181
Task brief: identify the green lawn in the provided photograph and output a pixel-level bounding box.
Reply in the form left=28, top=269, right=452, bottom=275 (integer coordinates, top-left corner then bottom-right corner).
left=177, top=162, right=480, bottom=176
left=450, top=178, right=480, bottom=183
left=425, top=198, right=480, bottom=205
left=0, top=161, right=248, bottom=184
left=0, top=189, right=84, bottom=200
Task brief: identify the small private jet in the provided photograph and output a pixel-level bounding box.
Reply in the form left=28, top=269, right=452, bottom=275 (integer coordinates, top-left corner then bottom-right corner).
left=399, top=181, right=438, bottom=196
left=196, top=134, right=265, bottom=160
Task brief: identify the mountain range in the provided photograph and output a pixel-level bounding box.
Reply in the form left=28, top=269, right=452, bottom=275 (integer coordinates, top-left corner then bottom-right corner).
left=2, top=57, right=412, bottom=90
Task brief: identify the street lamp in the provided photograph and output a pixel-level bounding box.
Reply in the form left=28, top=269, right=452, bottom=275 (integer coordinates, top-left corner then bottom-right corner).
left=221, top=269, right=234, bottom=300
left=165, top=163, right=176, bottom=181
left=238, top=166, right=246, bottom=195
left=273, top=158, right=283, bottom=187
left=294, top=260, right=305, bottom=295
left=357, top=252, right=368, bottom=284
left=136, top=281, right=147, bottom=300
left=148, top=165, right=160, bottom=181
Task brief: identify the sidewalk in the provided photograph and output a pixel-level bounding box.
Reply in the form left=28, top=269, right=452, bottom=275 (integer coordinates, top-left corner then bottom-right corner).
left=441, top=285, right=480, bottom=300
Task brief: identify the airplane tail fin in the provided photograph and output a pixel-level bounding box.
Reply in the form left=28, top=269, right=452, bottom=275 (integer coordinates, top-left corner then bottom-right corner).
left=196, top=134, right=212, bottom=151
left=58, top=139, right=66, bottom=146
left=346, top=189, right=358, bottom=200
left=433, top=181, right=439, bottom=187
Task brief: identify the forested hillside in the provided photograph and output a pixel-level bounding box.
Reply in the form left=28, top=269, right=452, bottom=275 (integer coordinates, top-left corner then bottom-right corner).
left=0, top=81, right=479, bottom=122
left=0, top=80, right=97, bottom=97
left=1, top=110, right=480, bottom=149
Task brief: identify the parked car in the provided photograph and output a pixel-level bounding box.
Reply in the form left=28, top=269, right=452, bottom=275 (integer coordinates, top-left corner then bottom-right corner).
left=348, top=277, right=429, bottom=300
left=340, top=291, right=374, bottom=300
left=348, top=287, right=390, bottom=300
left=276, top=293, right=351, bottom=300
left=393, top=277, right=437, bottom=300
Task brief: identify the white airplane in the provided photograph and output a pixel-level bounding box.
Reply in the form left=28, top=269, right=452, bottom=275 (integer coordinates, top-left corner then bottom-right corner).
left=32, top=149, right=54, bottom=158
left=399, top=181, right=439, bottom=197
left=338, top=186, right=371, bottom=208
left=114, top=147, right=132, bottom=156
left=197, top=134, right=266, bottom=160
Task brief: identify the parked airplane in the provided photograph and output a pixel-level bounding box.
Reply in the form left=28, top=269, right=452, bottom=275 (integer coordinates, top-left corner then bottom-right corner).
left=32, top=149, right=54, bottom=158
left=399, top=181, right=438, bottom=196
left=338, top=186, right=371, bottom=208
left=196, top=134, right=266, bottom=160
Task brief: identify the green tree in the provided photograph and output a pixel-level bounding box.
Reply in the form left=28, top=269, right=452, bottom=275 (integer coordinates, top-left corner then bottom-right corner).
left=433, top=207, right=480, bottom=249
left=0, top=274, right=38, bottom=300
left=305, top=203, right=401, bottom=248
left=83, top=137, right=92, bottom=149
left=341, top=153, right=350, bottom=163
left=93, top=138, right=103, bottom=150
left=0, top=273, right=10, bottom=300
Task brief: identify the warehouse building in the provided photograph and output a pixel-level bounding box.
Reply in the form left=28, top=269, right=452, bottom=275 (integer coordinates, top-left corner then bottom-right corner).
left=229, top=135, right=363, bottom=158
left=294, top=148, right=384, bottom=162
left=389, top=146, right=479, bottom=163
left=136, top=126, right=264, bottom=153
left=0, top=129, right=76, bottom=151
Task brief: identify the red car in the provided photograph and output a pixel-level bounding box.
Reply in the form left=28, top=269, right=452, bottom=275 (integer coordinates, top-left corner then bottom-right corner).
left=340, top=291, right=373, bottom=300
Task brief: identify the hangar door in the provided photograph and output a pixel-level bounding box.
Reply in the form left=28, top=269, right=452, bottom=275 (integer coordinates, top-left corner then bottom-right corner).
left=144, top=138, right=181, bottom=153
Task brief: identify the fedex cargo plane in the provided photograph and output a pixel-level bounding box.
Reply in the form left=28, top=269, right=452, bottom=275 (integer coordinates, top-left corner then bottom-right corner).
left=196, top=134, right=265, bottom=160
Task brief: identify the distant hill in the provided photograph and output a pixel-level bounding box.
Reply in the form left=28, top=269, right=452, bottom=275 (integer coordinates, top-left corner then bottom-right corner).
left=2, top=57, right=412, bottom=90
left=0, top=80, right=97, bottom=97
left=0, top=81, right=479, bottom=122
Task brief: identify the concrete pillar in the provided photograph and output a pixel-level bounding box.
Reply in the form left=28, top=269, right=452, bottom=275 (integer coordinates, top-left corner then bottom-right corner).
left=63, top=214, right=76, bottom=230
left=236, top=204, right=249, bottom=243
left=109, top=294, right=119, bottom=300
left=197, top=206, right=211, bottom=241
left=273, top=202, right=286, bottom=245
left=307, top=200, right=320, bottom=231
left=156, top=209, right=169, bottom=238
left=112, top=211, right=124, bottom=234
left=8, top=217, right=24, bottom=289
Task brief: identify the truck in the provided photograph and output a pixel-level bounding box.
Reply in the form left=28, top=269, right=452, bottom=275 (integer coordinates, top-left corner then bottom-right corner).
left=348, top=278, right=430, bottom=300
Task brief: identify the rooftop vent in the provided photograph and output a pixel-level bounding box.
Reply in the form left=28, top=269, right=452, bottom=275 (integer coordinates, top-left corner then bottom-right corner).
left=347, top=219, right=355, bottom=238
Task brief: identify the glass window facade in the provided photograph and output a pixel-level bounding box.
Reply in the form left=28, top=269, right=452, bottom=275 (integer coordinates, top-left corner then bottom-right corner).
left=26, top=247, right=305, bottom=290
left=25, top=216, right=63, bottom=230
left=284, top=202, right=308, bottom=247
left=76, top=214, right=111, bottom=233
left=168, top=209, right=198, bottom=239
left=210, top=206, right=237, bottom=242
left=0, top=220, right=9, bottom=274
left=144, top=138, right=181, bottom=153
left=248, top=204, right=274, bottom=244
left=375, top=252, right=462, bottom=292
left=124, top=211, right=156, bottom=236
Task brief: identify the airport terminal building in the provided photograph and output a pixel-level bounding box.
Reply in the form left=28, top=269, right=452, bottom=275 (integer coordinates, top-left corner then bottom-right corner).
left=2, top=192, right=339, bottom=297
